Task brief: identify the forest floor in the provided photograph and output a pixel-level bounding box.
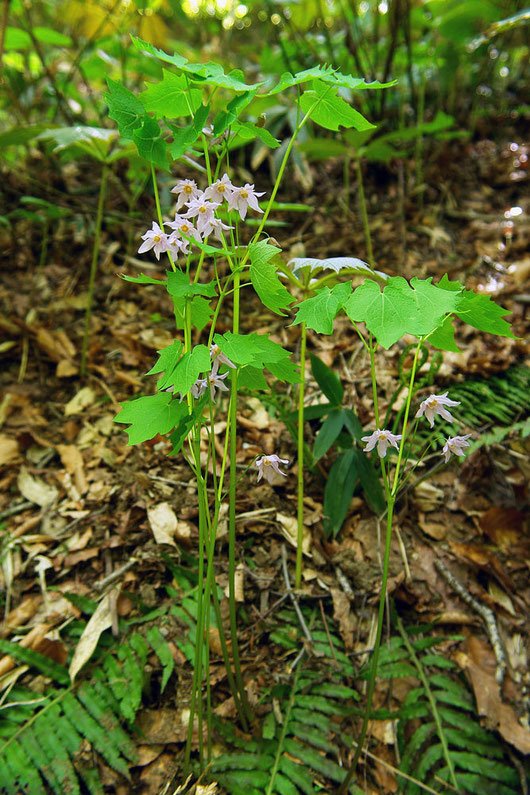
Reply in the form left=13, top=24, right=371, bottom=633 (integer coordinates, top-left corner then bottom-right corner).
left=0, top=123, right=529, bottom=793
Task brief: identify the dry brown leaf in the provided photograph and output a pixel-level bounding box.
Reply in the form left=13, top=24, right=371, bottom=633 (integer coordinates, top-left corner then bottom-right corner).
left=331, top=587, right=356, bottom=650
left=69, top=590, right=116, bottom=682
left=0, top=623, right=53, bottom=677
left=276, top=512, right=312, bottom=557
left=479, top=506, right=525, bottom=550
left=17, top=466, right=58, bottom=508
left=56, top=443, right=88, bottom=495
left=1, top=595, right=42, bottom=637
left=147, top=502, right=178, bottom=547
left=0, top=434, right=20, bottom=465
left=64, top=387, right=96, bottom=416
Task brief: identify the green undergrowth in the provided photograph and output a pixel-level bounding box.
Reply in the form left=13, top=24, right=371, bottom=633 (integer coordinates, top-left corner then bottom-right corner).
left=355, top=617, right=524, bottom=794
left=413, top=365, right=530, bottom=450
left=210, top=605, right=363, bottom=794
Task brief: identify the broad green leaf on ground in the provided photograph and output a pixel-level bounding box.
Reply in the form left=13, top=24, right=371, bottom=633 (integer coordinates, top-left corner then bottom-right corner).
left=132, top=116, right=167, bottom=169
left=321, top=71, right=397, bottom=91
left=314, top=409, right=345, bottom=461
left=292, top=283, right=351, bottom=334
left=213, top=91, right=257, bottom=136
left=114, top=393, right=188, bottom=444
left=267, top=65, right=336, bottom=96
left=162, top=345, right=211, bottom=394
left=0, top=124, right=51, bottom=148
left=300, top=81, right=375, bottom=132
left=145, top=341, right=183, bottom=384
left=310, top=353, right=343, bottom=405
left=166, top=270, right=217, bottom=299
left=104, top=79, right=144, bottom=139
left=454, top=290, right=516, bottom=337
left=426, top=316, right=461, bottom=352
left=323, top=449, right=358, bottom=537
left=121, top=273, right=166, bottom=285
left=249, top=240, right=292, bottom=315
left=33, top=26, right=72, bottom=46
left=344, top=277, right=459, bottom=348
left=355, top=448, right=386, bottom=514
left=168, top=104, right=209, bottom=160
left=131, top=37, right=261, bottom=91
left=140, top=70, right=202, bottom=119
left=37, top=126, right=118, bottom=154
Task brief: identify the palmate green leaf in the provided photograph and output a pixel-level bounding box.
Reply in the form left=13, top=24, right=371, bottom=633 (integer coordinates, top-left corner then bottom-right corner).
left=249, top=240, right=292, bottom=315
left=131, top=37, right=262, bottom=91
left=168, top=103, right=209, bottom=160
left=140, top=69, right=202, bottom=119
left=168, top=396, right=207, bottom=455
left=300, top=80, right=376, bottom=132
left=233, top=120, right=281, bottom=148
left=267, top=64, right=336, bottom=95
left=427, top=315, right=461, bottom=352
left=114, top=393, right=188, bottom=444
left=213, top=91, right=257, bottom=135
left=166, top=270, right=217, bottom=299
left=322, top=70, right=397, bottom=91
left=454, top=290, right=515, bottom=337
left=132, top=116, right=167, bottom=170
left=173, top=295, right=213, bottom=333
left=292, top=282, right=351, bottom=334
left=162, top=345, right=211, bottom=394
left=120, top=272, right=166, bottom=286
left=146, top=340, right=183, bottom=382
left=344, top=277, right=460, bottom=348
left=104, top=79, right=144, bottom=139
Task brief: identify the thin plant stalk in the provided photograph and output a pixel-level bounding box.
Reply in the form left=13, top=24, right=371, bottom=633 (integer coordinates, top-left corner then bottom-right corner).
left=80, top=163, right=109, bottom=377
left=295, top=321, right=307, bottom=589
left=227, top=267, right=253, bottom=725
left=338, top=342, right=423, bottom=792
left=355, top=158, right=374, bottom=269
left=415, top=72, right=426, bottom=215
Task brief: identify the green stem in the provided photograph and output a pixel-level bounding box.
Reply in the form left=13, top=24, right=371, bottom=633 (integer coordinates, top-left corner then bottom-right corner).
left=81, top=163, right=109, bottom=377
left=415, top=72, right=426, bottom=215
left=228, top=268, right=253, bottom=725
left=338, top=495, right=395, bottom=793
left=355, top=158, right=374, bottom=269
left=295, top=321, right=307, bottom=589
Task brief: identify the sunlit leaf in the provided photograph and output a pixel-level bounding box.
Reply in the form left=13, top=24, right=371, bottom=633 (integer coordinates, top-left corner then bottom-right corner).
left=300, top=81, right=376, bottom=132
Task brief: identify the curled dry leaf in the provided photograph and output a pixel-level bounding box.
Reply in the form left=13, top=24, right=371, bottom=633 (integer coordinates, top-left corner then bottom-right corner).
left=147, top=502, right=178, bottom=547
left=17, top=466, right=58, bottom=508
left=64, top=387, right=96, bottom=416
left=69, top=590, right=116, bottom=682
left=276, top=512, right=312, bottom=557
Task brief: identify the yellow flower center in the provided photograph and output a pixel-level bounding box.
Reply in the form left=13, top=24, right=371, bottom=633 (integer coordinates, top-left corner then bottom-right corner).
left=264, top=458, right=271, bottom=466
left=184, top=185, right=193, bottom=194
left=153, top=235, right=161, bottom=242
left=240, top=190, right=248, bottom=198
left=199, top=206, right=207, bottom=213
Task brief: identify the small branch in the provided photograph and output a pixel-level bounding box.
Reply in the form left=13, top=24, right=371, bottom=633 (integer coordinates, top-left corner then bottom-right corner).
left=434, top=558, right=506, bottom=686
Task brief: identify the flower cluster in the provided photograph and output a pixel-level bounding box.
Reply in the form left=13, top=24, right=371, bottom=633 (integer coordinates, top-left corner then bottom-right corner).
left=138, top=175, right=265, bottom=260
left=188, top=343, right=236, bottom=403
left=362, top=392, right=472, bottom=464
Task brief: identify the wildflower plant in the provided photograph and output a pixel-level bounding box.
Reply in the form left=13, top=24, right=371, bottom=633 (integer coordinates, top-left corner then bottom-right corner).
left=106, top=36, right=392, bottom=777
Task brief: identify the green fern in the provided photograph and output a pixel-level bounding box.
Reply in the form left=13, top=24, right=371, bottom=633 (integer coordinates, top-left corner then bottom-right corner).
left=414, top=365, right=530, bottom=449
left=0, top=611, right=176, bottom=793
left=366, top=617, right=522, bottom=794
left=210, top=607, right=363, bottom=794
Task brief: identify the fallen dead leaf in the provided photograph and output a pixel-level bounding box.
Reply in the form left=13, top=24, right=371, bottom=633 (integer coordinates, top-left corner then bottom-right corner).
left=276, top=513, right=312, bottom=557
left=17, top=466, right=58, bottom=508
left=69, top=590, right=116, bottom=682
left=64, top=387, right=96, bottom=416
left=56, top=444, right=88, bottom=495
left=147, top=502, right=178, bottom=547
left=331, top=587, right=356, bottom=650
left=0, top=434, right=20, bottom=465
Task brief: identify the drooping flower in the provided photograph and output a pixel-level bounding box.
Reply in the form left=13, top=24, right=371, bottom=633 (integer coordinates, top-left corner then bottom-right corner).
left=226, top=183, right=265, bottom=221
left=206, top=216, right=234, bottom=241
left=207, top=371, right=230, bottom=402
left=138, top=222, right=170, bottom=260
left=190, top=378, right=208, bottom=399
left=204, top=173, right=234, bottom=204
left=255, top=454, right=289, bottom=483
left=441, top=434, right=472, bottom=463
left=171, top=179, right=201, bottom=211
left=415, top=392, right=460, bottom=428
left=210, top=343, right=236, bottom=374
left=361, top=429, right=403, bottom=458
left=184, top=197, right=221, bottom=235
